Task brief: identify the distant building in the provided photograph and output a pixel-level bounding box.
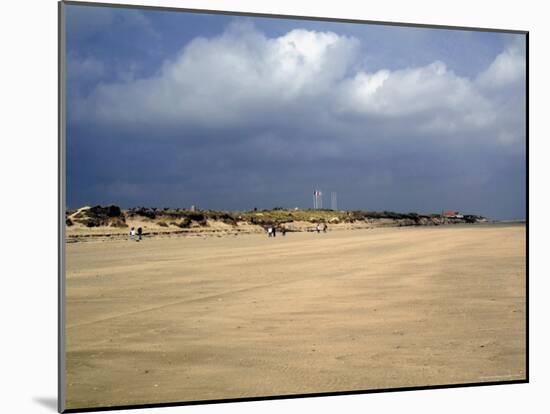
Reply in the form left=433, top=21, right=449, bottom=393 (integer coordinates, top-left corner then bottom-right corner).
left=443, top=210, right=464, bottom=219
left=190, top=205, right=197, bottom=212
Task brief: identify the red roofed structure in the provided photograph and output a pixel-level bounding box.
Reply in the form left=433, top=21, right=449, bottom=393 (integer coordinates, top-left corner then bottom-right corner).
left=443, top=211, right=463, bottom=218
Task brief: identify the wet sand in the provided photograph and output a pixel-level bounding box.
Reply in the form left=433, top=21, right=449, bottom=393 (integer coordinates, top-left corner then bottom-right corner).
left=64, top=224, right=526, bottom=409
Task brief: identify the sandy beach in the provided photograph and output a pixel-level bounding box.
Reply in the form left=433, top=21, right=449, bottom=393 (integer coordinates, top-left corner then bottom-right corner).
left=64, top=224, right=526, bottom=409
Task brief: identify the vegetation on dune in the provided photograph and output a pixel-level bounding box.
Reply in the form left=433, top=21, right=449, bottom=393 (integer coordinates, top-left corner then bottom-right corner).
left=67, top=205, right=127, bottom=228
left=66, top=205, right=487, bottom=229
left=236, top=209, right=444, bottom=225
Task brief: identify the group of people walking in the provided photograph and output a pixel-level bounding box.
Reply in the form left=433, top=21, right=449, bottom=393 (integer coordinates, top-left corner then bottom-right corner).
left=266, top=222, right=328, bottom=237
left=129, top=227, right=143, bottom=241
left=267, top=226, right=286, bottom=237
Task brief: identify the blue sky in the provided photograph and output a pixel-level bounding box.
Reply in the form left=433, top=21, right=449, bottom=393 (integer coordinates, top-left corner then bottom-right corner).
left=65, top=3, right=526, bottom=220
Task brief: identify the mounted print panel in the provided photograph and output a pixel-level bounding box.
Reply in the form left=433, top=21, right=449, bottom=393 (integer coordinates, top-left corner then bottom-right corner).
left=59, top=1, right=527, bottom=412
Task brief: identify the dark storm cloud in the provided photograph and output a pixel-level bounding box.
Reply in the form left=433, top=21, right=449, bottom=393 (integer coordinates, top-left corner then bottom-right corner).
left=65, top=5, right=526, bottom=220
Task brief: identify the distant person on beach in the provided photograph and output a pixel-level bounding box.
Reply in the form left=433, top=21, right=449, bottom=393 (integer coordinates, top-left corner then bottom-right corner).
left=130, top=227, right=135, bottom=240
left=281, top=227, right=286, bottom=236
left=137, top=227, right=142, bottom=241
left=323, top=223, right=327, bottom=233
left=316, top=223, right=321, bottom=234
left=272, top=226, right=277, bottom=237
left=267, top=227, right=272, bottom=237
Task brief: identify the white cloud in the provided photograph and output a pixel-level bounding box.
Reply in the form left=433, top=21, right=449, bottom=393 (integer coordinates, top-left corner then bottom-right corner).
left=72, top=24, right=525, bottom=149
left=476, top=41, right=526, bottom=89
left=337, top=61, right=495, bottom=134
left=77, top=23, right=360, bottom=126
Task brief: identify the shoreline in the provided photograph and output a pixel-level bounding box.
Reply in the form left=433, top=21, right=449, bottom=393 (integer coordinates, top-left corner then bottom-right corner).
left=65, top=221, right=525, bottom=244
